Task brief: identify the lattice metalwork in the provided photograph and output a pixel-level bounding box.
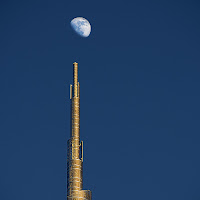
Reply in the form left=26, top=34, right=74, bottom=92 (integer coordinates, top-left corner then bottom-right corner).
left=67, top=62, right=92, bottom=200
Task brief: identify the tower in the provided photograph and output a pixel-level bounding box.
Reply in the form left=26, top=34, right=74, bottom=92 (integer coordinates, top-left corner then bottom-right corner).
left=67, top=62, right=92, bottom=200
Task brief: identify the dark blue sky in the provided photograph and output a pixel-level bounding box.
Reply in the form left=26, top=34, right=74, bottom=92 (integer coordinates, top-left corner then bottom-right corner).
left=1, top=0, right=200, bottom=199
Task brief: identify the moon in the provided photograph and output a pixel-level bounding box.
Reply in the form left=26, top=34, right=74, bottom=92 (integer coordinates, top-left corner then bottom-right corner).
left=70, top=17, right=91, bottom=37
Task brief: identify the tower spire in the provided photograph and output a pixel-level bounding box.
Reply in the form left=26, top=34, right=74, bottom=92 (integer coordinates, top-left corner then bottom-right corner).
left=67, top=62, right=92, bottom=200
left=73, top=62, right=78, bottom=97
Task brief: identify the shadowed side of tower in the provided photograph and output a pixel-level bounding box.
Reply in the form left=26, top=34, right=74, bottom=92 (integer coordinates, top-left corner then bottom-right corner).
left=67, top=62, right=92, bottom=200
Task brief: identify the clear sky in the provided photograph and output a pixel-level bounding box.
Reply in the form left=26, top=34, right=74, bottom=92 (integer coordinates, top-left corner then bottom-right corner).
left=1, top=0, right=200, bottom=200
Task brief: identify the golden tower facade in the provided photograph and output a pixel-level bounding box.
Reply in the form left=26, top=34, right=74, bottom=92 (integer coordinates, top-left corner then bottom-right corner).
left=67, top=62, right=92, bottom=200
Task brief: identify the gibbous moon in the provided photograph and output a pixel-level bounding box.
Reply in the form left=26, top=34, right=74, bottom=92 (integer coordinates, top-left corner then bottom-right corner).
left=70, top=17, right=91, bottom=37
